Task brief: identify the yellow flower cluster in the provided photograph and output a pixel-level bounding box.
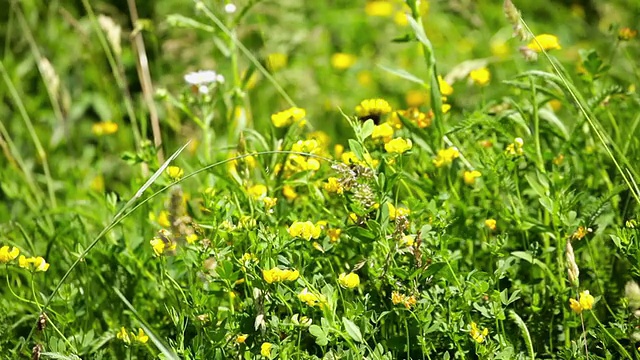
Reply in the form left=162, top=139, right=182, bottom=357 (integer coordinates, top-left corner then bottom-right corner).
left=372, top=123, right=394, bottom=143
left=267, top=53, right=288, bottom=72
left=399, top=234, right=415, bottom=247
left=286, top=139, right=322, bottom=173
left=384, top=137, right=412, bottom=154
left=18, top=256, right=50, bottom=272
left=236, top=334, right=248, bottom=344
left=261, top=342, right=273, bottom=356
left=391, top=291, right=417, bottom=308
left=263, top=196, right=278, bottom=211
left=150, top=210, right=172, bottom=228
left=527, top=34, right=561, bottom=52
left=271, top=107, right=306, bottom=128
left=330, top=53, right=357, bottom=70
left=262, top=267, right=300, bottom=284
left=569, top=290, right=595, bottom=314
left=117, top=327, right=149, bottom=345
left=327, top=228, right=342, bottom=242
left=166, top=166, right=184, bottom=180
left=323, top=177, right=344, bottom=194
left=388, top=202, right=410, bottom=220
left=0, top=246, right=20, bottom=263
left=341, top=151, right=379, bottom=167
left=470, top=322, right=489, bottom=343
left=619, top=27, right=638, bottom=41
left=288, top=221, right=322, bottom=240
left=298, top=288, right=324, bottom=307
left=469, top=67, right=490, bottom=86
left=150, top=230, right=177, bottom=256
left=390, top=108, right=432, bottom=129
left=433, top=147, right=460, bottom=167
left=485, top=219, right=497, bottom=231
left=247, top=184, right=267, bottom=199
left=338, top=272, right=360, bottom=288
left=505, top=137, right=524, bottom=156
left=463, top=170, right=482, bottom=185
left=355, top=98, right=392, bottom=122
left=92, top=121, right=118, bottom=136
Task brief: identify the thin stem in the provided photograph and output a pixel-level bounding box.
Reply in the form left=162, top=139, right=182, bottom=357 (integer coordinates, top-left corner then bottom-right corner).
left=0, top=60, right=57, bottom=208
left=590, top=311, right=632, bottom=359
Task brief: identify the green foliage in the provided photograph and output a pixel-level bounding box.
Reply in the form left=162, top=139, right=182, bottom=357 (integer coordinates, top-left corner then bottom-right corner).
left=2, top=0, right=640, bottom=359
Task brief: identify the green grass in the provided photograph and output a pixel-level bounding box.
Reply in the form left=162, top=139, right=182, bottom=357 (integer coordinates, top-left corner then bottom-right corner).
left=2, top=0, right=640, bottom=359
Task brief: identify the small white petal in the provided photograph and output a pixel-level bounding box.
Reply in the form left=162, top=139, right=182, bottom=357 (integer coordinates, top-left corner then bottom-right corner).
left=224, top=4, right=237, bottom=13
left=198, top=85, right=210, bottom=94
left=185, top=70, right=219, bottom=85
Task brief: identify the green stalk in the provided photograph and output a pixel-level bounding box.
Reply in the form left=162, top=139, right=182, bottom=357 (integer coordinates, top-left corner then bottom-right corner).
left=530, top=77, right=545, bottom=173
left=0, top=60, right=57, bottom=208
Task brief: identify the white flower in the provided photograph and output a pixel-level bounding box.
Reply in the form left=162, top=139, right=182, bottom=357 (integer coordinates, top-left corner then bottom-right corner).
left=224, top=3, right=237, bottom=13
left=184, top=70, right=219, bottom=85
left=184, top=70, right=225, bottom=94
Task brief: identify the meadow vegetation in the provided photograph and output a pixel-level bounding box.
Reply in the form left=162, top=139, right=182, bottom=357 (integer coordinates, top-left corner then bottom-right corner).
left=2, top=0, right=640, bottom=358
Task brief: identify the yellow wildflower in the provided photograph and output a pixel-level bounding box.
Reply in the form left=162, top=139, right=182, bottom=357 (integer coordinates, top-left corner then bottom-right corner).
left=134, top=328, right=149, bottom=344
left=570, top=290, right=595, bottom=314
left=92, top=121, right=118, bottom=136
left=355, top=98, right=392, bottom=122
left=288, top=221, right=322, bottom=240
left=323, top=177, right=344, bottom=194
left=298, top=288, right=322, bottom=307
left=372, top=123, right=395, bottom=143
left=185, top=233, right=198, bottom=244
left=469, top=67, right=491, bottom=86
left=262, top=267, right=299, bottom=284
left=463, top=170, right=482, bottom=185
left=166, top=166, right=184, bottom=180
left=438, top=76, right=453, bottom=96
left=247, top=184, right=267, bottom=199
left=619, top=27, right=638, bottom=41
left=271, top=107, right=306, bottom=128
left=391, top=291, right=404, bottom=305
left=405, top=90, right=427, bottom=107
left=485, top=219, right=497, bottom=231
left=150, top=237, right=167, bottom=256
left=327, top=228, right=342, bottom=242
left=261, top=342, right=273, bottom=357
left=341, top=151, right=379, bottom=167
left=400, top=234, right=415, bottom=247
left=442, top=103, right=452, bottom=114
left=0, top=246, right=20, bottom=263
left=339, top=272, right=360, bottom=289
left=388, top=202, right=410, bottom=220
left=236, top=334, right=248, bottom=344
left=331, top=53, right=357, bottom=70
left=527, top=34, right=561, bottom=52
left=505, top=137, right=524, bottom=156
left=365, top=1, right=393, bottom=17
left=433, top=147, right=460, bottom=167
left=490, top=40, right=510, bottom=58
left=263, top=196, right=278, bottom=211
left=267, top=53, right=288, bottom=72
left=569, top=298, right=582, bottom=314
left=404, top=295, right=417, bottom=308
left=116, top=327, right=131, bottom=344
left=18, top=255, right=50, bottom=272
left=384, top=138, right=412, bottom=154
left=394, top=11, right=408, bottom=26
left=156, top=211, right=171, bottom=228
left=470, top=322, right=489, bottom=343
left=572, top=226, right=590, bottom=240
left=282, top=185, right=298, bottom=201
